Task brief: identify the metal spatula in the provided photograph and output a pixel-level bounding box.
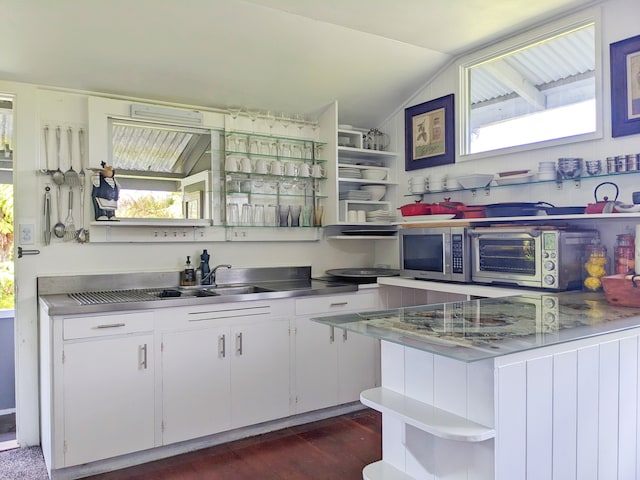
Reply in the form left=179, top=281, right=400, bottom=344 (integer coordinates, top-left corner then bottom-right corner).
left=64, top=127, right=80, bottom=187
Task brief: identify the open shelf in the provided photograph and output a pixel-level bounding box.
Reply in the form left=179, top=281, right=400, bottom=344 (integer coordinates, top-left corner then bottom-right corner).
left=361, top=387, right=495, bottom=442
left=363, top=461, right=415, bottom=480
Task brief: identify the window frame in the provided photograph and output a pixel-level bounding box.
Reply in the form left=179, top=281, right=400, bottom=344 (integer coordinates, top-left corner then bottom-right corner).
left=457, top=7, right=602, bottom=162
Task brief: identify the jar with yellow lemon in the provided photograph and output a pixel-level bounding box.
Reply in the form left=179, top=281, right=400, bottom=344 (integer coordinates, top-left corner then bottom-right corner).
left=582, top=244, right=608, bottom=291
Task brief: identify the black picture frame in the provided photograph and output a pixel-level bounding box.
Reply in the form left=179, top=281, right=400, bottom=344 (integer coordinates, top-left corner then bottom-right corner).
left=611, top=34, right=640, bottom=137
left=404, top=94, right=454, bottom=171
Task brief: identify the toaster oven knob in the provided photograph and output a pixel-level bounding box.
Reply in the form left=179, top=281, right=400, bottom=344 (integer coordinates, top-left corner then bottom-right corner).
left=544, top=274, right=556, bottom=285
left=543, top=297, right=556, bottom=308
left=544, top=261, right=556, bottom=271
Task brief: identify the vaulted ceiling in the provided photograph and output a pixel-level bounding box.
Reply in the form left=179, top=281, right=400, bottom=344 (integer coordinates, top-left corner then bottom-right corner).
left=2, top=0, right=599, bottom=127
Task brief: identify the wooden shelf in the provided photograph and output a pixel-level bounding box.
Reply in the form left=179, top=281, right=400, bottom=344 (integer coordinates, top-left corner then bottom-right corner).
left=361, top=387, right=495, bottom=442
left=363, top=461, right=414, bottom=480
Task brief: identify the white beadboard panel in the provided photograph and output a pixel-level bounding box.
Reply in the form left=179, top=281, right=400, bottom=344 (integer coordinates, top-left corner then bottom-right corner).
left=404, top=348, right=434, bottom=406
left=525, top=355, right=553, bottom=480
left=405, top=426, right=436, bottom=480
left=618, top=336, right=638, bottom=480
left=381, top=341, right=405, bottom=394
left=466, top=359, right=494, bottom=428
left=433, top=355, right=467, bottom=418
left=468, top=439, right=495, bottom=480
left=576, top=345, right=600, bottom=480
left=552, top=350, right=578, bottom=480
left=598, top=340, right=620, bottom=480
left=495, top=362, right=527, bottom=480
left=382, top=414, right=407, bottom=474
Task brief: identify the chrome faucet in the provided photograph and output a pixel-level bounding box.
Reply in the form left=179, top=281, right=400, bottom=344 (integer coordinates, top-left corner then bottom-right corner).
left=210, top=264, right=232, bottom=286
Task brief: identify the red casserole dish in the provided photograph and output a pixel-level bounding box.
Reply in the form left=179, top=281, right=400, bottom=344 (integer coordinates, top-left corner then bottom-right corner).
left=398, top=201, right=431, bottom=216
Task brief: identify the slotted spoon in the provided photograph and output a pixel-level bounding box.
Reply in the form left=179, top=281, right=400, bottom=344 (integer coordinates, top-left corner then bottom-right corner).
left=64, top=127, right=80, bottom=187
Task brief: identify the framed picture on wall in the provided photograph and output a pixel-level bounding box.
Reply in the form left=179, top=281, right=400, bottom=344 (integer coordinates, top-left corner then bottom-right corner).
left=404, top=94, right=454, bottom=171
left=611, top=34, right=640, bottom=137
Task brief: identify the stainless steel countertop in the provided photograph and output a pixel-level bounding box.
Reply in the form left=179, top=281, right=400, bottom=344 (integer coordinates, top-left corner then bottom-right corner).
left=39, top=275, right=360, bottom=316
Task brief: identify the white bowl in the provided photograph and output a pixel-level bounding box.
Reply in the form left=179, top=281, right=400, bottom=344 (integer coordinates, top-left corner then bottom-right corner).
left=360, top=185, right=386, bottom=201
left=455, top=174, right=493, bottom=189
left=362, top=169, right=387, bottom=180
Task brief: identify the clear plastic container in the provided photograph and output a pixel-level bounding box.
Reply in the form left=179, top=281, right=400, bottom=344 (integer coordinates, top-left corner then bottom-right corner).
left=615, top=234, right=635, bottom=275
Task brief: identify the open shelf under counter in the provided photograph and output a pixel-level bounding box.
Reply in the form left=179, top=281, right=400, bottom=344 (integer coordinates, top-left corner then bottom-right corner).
left=361, top=387, right=495, bottom=442
left=363, top=461, right=415, bottom=480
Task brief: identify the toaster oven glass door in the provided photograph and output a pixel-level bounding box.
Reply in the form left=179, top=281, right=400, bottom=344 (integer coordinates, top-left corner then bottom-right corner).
left=473, top=233, right=541, bottom=284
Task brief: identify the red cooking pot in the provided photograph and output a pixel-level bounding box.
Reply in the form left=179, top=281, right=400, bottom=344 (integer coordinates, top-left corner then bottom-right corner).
left=430, top=198, right=465, bottom=217
left=398, top=201, right=431, bottom=216
left=457, top=205, right=486, bottom=218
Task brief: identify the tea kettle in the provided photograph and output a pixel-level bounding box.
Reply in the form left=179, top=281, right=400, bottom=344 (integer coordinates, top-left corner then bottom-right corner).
left=364, top=128, right=390, bottom=151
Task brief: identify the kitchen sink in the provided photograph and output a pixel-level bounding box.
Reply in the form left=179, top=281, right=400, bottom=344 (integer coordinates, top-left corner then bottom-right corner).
left=183, top=285, right=274, bottom=296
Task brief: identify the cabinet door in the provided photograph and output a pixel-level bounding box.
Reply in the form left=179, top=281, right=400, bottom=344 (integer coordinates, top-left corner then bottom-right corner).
left=161, top=326, right=231, bottom=444
left=230, top=318, right=291, bottom=428
left=62, top=334, right=154, bottom=466
left=294, top=318, right=339, bottom=414
left=337, top=329, right=378, bottom=404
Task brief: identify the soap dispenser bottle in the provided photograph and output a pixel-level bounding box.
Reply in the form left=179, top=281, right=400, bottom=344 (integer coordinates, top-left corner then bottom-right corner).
left=182, top=256, right=196, bottom=286
left=200, top=249, right=211, bottom=285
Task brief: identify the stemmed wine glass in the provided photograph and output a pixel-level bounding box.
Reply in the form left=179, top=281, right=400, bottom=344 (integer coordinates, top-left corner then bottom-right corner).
left=265, top=110, right=276, bottom=131
left=279, top=112, right=290, bottom=129
left=227, top=106, right=243, bottom=130
left=247, top=109, right=260, bottom=131
left=294, top=113, right=305, bottom=131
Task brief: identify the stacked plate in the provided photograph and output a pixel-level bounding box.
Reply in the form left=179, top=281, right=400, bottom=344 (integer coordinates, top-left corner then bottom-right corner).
left=366, top=209, right=396, bottom=223
left=339, top=190, right=371, bottom=200
left=339, top=167, right=362, bottom=179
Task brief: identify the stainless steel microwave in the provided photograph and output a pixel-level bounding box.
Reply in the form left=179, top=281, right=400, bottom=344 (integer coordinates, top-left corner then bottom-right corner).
left=399, top=227, right=470, bottom=282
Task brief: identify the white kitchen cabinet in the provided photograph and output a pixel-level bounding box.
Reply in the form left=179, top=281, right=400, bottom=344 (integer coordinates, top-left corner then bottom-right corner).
left=161, top=325, right=231, bottom=444
left=293, top=291, right=380, bottom=414
left=156, top=299, right=293, bottom=443
left=58, top=313, right=155, bottom=467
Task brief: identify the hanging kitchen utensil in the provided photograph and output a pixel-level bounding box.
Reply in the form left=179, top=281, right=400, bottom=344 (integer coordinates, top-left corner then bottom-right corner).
left=64, top=127, right=80, bottom=187
left=64, top=188, right=76, bottom=241
left=585, top=181, right=622, bottom=214
left=43, top=186, right=51, bottom=245
left=78, top=127, right=86, bottom=185
left=42, top=125, right=52, bottom=175
left=76, top=184, right=89, bottom=243
left=52, top=126, right=65, bottom=186
left=53, top=185, right=65, bottom=238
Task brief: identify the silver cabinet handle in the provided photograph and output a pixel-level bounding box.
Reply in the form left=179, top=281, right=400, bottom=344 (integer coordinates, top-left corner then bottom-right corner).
left=329, top=326, right=335, bottom=344
left=236, top=332, right=243, bottom=355
left=95, top=323, right=126, bottom=329
left=18, top=247, right=40, bottom=258
left=342, top=329, right=348, bottom=342
left=219, top=334, right=226, bottom=358
left=139, top=344, right=148, bottom=369
left=330, top=301, right=348, bottom=307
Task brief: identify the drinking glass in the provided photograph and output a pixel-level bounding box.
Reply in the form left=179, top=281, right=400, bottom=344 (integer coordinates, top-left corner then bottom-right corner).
left=241, top=204, right=253, bottom=226
left=252, top=204, right=265, bottom=226
left=265, top=205, right=278, bottom=226
left=226, top=203, right=239, bottom=226
left=290, top=205, right=302, bottom=227
left=278, top=205, right=290, bottom=227
left=313, top=205, right=324, bottom=227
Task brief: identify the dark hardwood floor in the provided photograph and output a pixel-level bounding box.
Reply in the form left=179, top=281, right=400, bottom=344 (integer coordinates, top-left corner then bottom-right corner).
left=86, top=409, right=382, bottom=480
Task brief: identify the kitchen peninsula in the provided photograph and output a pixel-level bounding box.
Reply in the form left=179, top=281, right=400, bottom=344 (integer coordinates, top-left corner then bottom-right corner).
left=314, top=291, right=640, bottom=480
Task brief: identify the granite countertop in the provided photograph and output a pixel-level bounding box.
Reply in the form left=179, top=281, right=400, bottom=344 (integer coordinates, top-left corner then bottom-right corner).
left=312, top=291, right=640, bottom=362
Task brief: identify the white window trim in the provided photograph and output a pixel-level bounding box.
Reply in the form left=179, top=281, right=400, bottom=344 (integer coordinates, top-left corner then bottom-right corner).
left=457, top=6, right=603, bottom=162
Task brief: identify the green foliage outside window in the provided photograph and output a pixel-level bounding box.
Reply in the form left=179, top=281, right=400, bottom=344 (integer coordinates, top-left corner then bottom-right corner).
left=0, top=184, right=13, bottom=309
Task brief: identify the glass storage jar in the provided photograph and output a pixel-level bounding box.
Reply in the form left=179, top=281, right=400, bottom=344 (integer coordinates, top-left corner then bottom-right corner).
left=583, top=244, right=608, bottom=291
left=614, top=234, right=635, bottom=274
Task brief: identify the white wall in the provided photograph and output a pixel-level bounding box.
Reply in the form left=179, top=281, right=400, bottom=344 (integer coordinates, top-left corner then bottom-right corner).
left=11, top=87, right=376, bottom=446
left=380, top=0, right=640, bottom=217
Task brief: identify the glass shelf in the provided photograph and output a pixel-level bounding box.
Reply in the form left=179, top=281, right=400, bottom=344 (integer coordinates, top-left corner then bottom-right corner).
left=224, top=129, right=326, bottom=146
left=407, top=169, right=640, bottom=197
left=222, top=151, right=327, bottom=163
left=225, top=171, right=327, bottom=181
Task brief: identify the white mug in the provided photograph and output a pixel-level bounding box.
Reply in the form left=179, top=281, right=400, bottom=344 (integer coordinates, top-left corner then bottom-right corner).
left=255, top=158, right=269, bottom=174
left=270, top=160, right=283, bottom=176
left=284, top=162, right=297, bottom=177
left=311, top=164, right=325, bottom=178
left=240, top=157, right=252, bottom=173
left=298, top=163, right=311, bottom=177
left=409, top=176, right=426, bottom=193
left=225, top=156, right=240, bottom=172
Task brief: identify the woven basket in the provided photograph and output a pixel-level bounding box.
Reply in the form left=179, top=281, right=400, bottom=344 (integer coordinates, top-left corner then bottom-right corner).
left=601, top=274, right=640, bottom=307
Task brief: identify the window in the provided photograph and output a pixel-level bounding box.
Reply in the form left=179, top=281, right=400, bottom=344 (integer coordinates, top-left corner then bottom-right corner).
left=460, top=14, right=599, bottom=157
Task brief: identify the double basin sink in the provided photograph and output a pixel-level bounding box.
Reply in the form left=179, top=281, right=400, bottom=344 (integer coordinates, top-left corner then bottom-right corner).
left=161, top=284, right=274, bottom=298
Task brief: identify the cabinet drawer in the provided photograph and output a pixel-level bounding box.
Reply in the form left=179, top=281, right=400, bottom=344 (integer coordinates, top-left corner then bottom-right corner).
left=63, top=312, right=154, bottom=340
left=295, top=292, right=378, bottom=316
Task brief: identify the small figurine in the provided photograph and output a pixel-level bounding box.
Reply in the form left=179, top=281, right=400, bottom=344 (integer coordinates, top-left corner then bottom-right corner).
left=91, top=161, right=120, bottom=221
